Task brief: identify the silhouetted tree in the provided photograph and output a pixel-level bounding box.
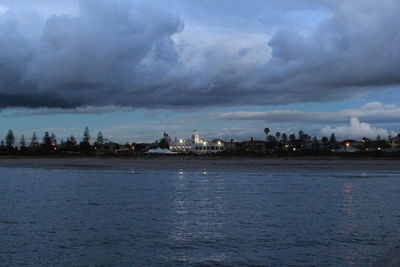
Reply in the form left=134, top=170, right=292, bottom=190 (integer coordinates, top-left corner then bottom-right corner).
left=159, top=138, right=170, bottom=149
left=83, top=127, right=90, bottom=143
left=289, top=133, right=296, bottom=144
left=321, top=137, right=329, bottom=150
left=329, top=133, right=337, bottom=149
left=30, top=132, right=39, bottom=149
left=298, top=130, right=304, bottom=139
left=5, top=130, right=15, bottom=148
left=50, top=133, right=57, bottom=146
left=79, top=127, right=91, bottom=152
left=275, top=132, right=281, bottom=140
left=95, top=131, right=104, bottom=147
left=312, top=136, right=320, bottom=150
left=264, top=128, right=270, bottom=140
left=66, top=135, right=77, bottom=150
left=20, top=135, right=26, bottom=149
left=41, top=131, right=52, bottom=151
left=281, top=133, right=288, bottom=143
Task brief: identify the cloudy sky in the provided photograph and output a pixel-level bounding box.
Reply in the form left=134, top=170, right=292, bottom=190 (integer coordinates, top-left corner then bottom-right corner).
left=0, top=0, right=399, bottom=143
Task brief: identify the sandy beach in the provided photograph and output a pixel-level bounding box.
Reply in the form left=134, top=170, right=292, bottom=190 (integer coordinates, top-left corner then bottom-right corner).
left=0, top=155, right=400, bottom=171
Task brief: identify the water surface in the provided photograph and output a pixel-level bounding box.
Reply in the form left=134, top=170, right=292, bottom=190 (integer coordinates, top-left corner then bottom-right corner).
left=0, top=166, right=399, bottom=266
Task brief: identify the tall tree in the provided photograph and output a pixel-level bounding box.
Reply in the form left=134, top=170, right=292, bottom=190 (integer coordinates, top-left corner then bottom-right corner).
left=5, top=130, right=15, bottom=148
left=50, top=133, right=57, bottom=146
left=67, top=135, right=77, bottom=146
left=281, top=133, right=288, bottom=143
left=264, top=128, right=270, bottom=140
left=159, top=138, right=170, bottom=149
left=96, top=131, right=104, bottom=145
left=329, top=133, right=337, bottom=149
left=83, top=127, right=90, bottom=143
left=298, top=130, right=304, bottom=139
left=20, top=135, right=26, bottom=149
left=289, top=133, right=296, bottom=144
left=42, top=131, right=52, bottom=149
left=312, top=136, right=320, bottom=149
left=30, top=132, right=39, bottom=148
left=321, top=137, right=329, bottom=150
left=275, top=132, right=281, bottom=141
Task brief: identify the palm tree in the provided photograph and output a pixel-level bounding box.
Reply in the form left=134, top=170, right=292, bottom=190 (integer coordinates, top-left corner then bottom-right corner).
left=289, top=133, right=296, bottom=144
left=281, top=133, right=288, bottom=143
left=264, top=128, right=270, bottom=140
left=275, top=132, right=281, bottom=141
left=298, top=130, right=304, bottom=139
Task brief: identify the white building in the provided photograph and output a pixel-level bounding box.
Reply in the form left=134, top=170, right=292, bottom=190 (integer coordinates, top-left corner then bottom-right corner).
left=169, top=131, right=224, bottom=154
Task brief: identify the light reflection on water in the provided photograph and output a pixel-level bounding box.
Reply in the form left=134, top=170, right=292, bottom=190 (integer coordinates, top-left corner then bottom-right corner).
left=171, top=169, right=228, bottom=264
left=0, top=167, right=399, bottom=266
left=342, top=182, right=359, bottom=266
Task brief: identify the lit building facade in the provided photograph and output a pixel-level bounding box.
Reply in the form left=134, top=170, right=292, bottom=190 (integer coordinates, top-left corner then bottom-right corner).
left=169, top=131, right=224, bottom=154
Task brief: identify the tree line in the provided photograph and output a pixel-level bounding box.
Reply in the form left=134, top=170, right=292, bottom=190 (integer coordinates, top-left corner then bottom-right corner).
left=0, top=127, right=106, bottom=152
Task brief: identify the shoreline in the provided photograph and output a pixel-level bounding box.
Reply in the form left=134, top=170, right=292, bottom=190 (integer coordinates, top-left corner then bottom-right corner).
left=1, top=155, right=400, bottom=171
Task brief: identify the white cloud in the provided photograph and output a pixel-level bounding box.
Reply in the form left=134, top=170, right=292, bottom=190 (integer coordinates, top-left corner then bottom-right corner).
left=320, top=117, right=394, bottom=139
left=216, top=102, right=400, bottom=124
left=0, top=5, right=8, bottom=14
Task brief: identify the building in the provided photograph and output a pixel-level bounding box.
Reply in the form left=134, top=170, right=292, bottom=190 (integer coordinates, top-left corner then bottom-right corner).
left=389, top=134, right=400, bottom=148
left=169, top=130, right=225, bottom=154
left=224, top=140, right=239, bottom=152
left=239, top=139, right=268, bottom=152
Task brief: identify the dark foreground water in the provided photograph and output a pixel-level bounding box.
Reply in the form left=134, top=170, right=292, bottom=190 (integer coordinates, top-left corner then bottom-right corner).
left=0, top=165, right=400, bottom=266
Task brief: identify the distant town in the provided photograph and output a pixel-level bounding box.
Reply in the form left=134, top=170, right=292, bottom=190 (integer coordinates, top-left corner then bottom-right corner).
left=0, top=127, right=400, bottom=157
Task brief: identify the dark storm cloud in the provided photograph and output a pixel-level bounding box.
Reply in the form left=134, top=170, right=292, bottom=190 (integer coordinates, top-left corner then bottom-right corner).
left=0, top=0, right=399, bottom=109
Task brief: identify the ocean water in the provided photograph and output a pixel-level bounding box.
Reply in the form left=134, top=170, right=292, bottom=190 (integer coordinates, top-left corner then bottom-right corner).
left=0, top=165, right=400, bottom=266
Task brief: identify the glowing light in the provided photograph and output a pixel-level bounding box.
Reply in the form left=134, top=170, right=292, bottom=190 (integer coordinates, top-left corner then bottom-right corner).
left=346, top=142, right=351, bottom=147
left=179, top=139, right=183, bottom=144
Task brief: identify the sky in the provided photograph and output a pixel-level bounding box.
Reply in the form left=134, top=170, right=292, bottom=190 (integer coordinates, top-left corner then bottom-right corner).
left=0, top=0, right=399, bottom=143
